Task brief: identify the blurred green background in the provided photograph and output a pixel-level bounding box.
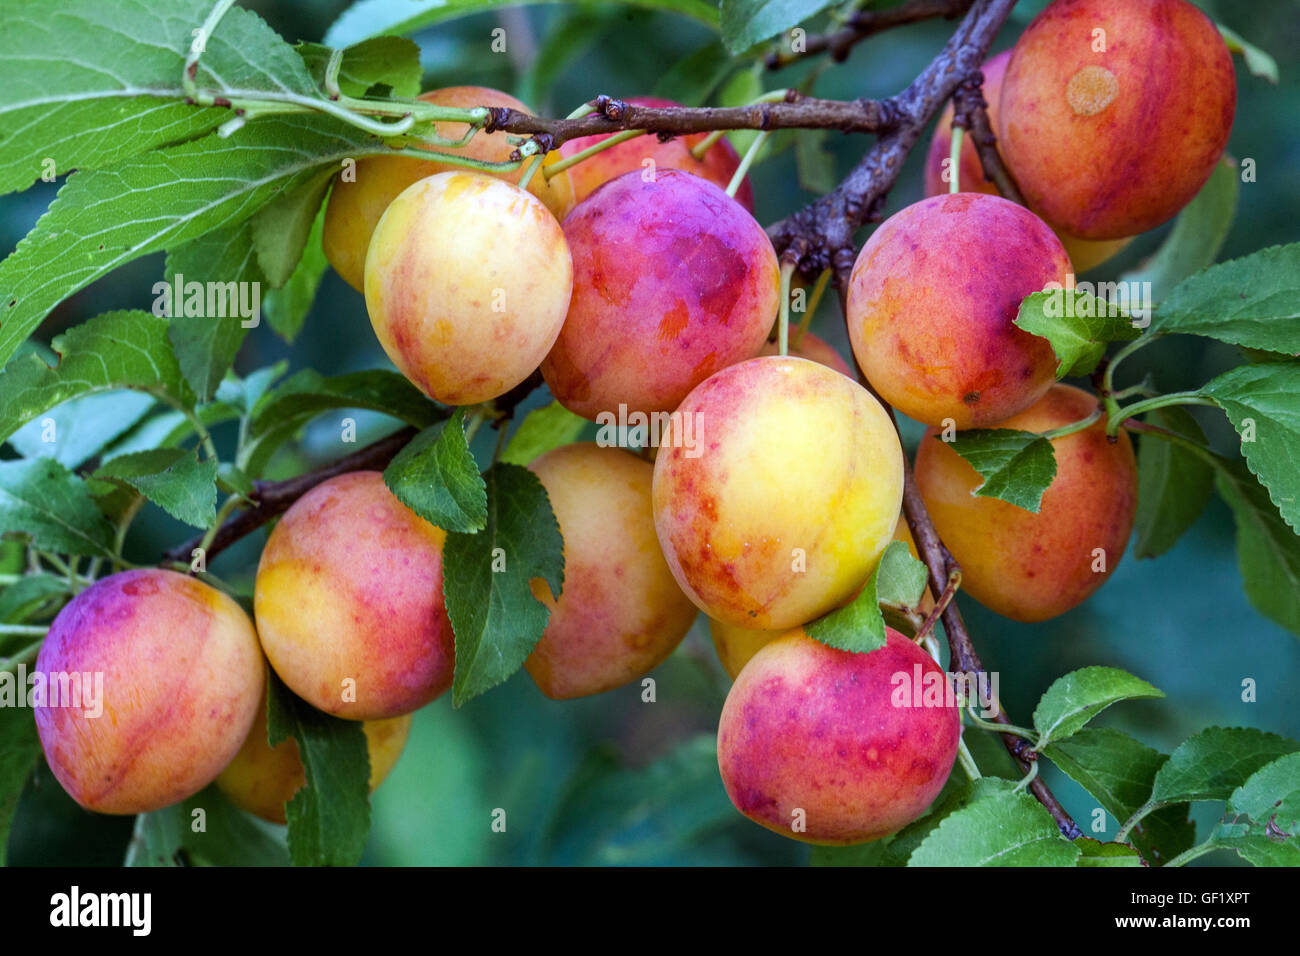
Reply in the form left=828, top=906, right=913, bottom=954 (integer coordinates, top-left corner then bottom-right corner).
left=4, top=0, right=1298, bottom=865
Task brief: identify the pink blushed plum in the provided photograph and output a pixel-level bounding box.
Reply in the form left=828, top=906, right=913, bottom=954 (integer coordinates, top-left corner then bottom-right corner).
left=254, top=471, right=455, bottom=720
left=717, top=628, right=961, bottom=845
left=34, top=569, right=264, bottom=815
left=542, top=169, right=779, bottom=421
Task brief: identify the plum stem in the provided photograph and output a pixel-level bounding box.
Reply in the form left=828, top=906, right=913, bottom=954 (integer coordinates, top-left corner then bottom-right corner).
left=727, top=131, right=769, bottom=199
left=948, top=125, right=964, bottom=194
left=777, top=260, right=797, bottom=356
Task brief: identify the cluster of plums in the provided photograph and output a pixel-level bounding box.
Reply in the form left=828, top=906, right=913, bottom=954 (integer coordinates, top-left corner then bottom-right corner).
left=33, top=0, right=1234, bottom=846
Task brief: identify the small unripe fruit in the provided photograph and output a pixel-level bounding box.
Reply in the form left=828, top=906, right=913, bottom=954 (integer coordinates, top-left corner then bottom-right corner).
left=365, top=171, right=572, bottom=405
left=653, top=356, right=904, bottom=631
left=847, top=193, right=1070, bottom=429
left=998, top=0, right=1236, bottom=240
left=323, top=86, right=574, bottom=291
left=524, top=443, right=698, bottom=699
left=718, top=628, right=961, bottom=845
left=34, top=569, right=264, bottom=815
left=914, top=384, right=1138, bottom=622
left=558, top=96, right=754, bottom=211
left=217, top=703, right=411, bottom=824
left=542, top=169, right=778, bottom=421
left=254, top=471, right=455, bottom=720
left=921, top=50, right=1132, bottom=274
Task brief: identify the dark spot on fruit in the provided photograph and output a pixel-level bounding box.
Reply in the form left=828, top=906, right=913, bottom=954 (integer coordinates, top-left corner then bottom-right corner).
left=963, top=391, right=980, bottom=405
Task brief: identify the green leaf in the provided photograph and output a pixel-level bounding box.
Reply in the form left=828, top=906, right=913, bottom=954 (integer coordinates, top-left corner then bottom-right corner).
left=0, top=310, right=187, bottom=447
left=443, top=463, right=564, bottom=707
left=0, top=0, right=226, bottom=195
left=164, top=223, right=265, bottom=401
left=940, top=429, right=1057, bottom=513
left=874, top=538, right=930, bottom=611
left=250, top=171, right=334, bottom=288
left=7, top=391, right=156, bottom=469
left=500, top=401, right=587, bottom=466
left=1044, top=728, right=1195, bottom=865
left=1218, top=25, right=1279, bottom=84
left=1202, top=362, right=1300, bottom=531
left=296, top=37, right=423, bottom=99
left=876, top=778, right=1019, bottom=867
left=795, top=129, right=837, bottom=195
left=518, top=9, right=623, bottom=109
left=1121, top=158, right=1239, bottom=303
left=718, top=0, right=836, bottom=54
left=908, top=790, right=1081, bottom=866
left=0, top=573, right=68, bottom=623
left=325, top=0, right=719, bottom=47
left=1209, top=753, right=1300, bottom=866
left=262, top=201, right=329, bottom=344
left=653, top=40, right=739, bottom=106
left=1075, top=838, right=1144, bottom=867
left=1133, top=406, right=1215, bottom=558
left=93, top=449, right=218, bottom=530
left=1032, top=667, right=1163, bottom=749
left=0, top=114, right=376, bottom=370
left=717, top=66, right=765, bottom=156
left=1213, top=455, right=1300, bottom=636
left=124, top=786, right=290, bottom=867
left=1149, top=727, right=1299, bottom=808
left=1014, top=290, right=1140, bottom=378
left=0, top=458, right=115, bottom=558
left=266, top=675, right=370, bottom=867
left=803, top=540, right=908, bottom=654
left=383, top=410, right=486, bottom=534
left=1150, top=244, right=1300, bottom=354
left=0, top=707, right=41, bottom=865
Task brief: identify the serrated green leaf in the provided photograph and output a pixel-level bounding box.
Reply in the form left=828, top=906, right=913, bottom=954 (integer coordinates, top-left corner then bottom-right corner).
left=0, top=458, right=115, bottom=558
left=325, top=0, right=719, bottom=47
left=0, top=114, right=377, bottom=371
left=250, top=171, right=334, bottom=288
left=383, top=410, right=486, bottom=534
left=718, top=0, right=837, bottom=54
left=1033, top=667, right=1163, bottom=749
left=1044, top=728, right=1195, bottom=865
left=1133, top=406, right=1215, bottom=558
left=500, top=400, right=587, bottom=466
left=0, top=573, right=68, bottom=623
left=1209, top=753, right=1300, bottom=866
left=803, top=541, right=903, bottom=654
left=297, top=37, right=423, bottom=99
left=262, top=197, right=329, bottom=344
left=1075, top=838, right=1144, bottom=866
left=93, top=449, right=218, bottom=529
left=124, top=786, right=290, bottom=867
left=1121, top=158, right=1238, bottom=302
left=1149, top=727, right=1299, bottom=809
left=941, top=429, right=1057, bottom=512
left=0, top=706, right=41, bottom=865
left=0, top=310, right=187, bottom=447
left=7, top=391, right=156, bottom=469
left=1218, top=24, right=1279, bottom=84
left=1202, top=362, right=1300, bottom=532
left=1213, top=454, right=1300, bottom=636
left=443, top=463, right=564, bottom=707
left=266, top=674, right=370, bottom=867
left=909, top=790, right=1080, bottom=866
left=1014, top=290, right=1140, bottom=378
left=874, top=538, right=930, bottom=610
left=1150, top=244, right=1300, bottom=353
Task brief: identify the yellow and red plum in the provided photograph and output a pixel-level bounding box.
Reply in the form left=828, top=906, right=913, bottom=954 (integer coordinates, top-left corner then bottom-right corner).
left=914, top=383, right=1138, bottom=622
left=653, top=356, right=904, bottom=631
left=217, top=703, right=411, bottom=824
left=323, top=85, right=574, bottom=291
left=998, top=0, right=1236, bottom=240
left=34, top=569, right=264, bottom=815
left=558, top=96, right=754, bottom=211
left=365, top=171, right=573, bottom=405
left=847, top=193, right=1071, bottom=429
left=921, top=50, right=1132, bottom=273
left=254, top=471, right=455, bottom=720
left=708, top=618, right=782, bottom=681
left=524, top=443, right=698, bottom=699
left=717, top=628, right=961, bottom=845
left=542, top=169, right=779, bottom=421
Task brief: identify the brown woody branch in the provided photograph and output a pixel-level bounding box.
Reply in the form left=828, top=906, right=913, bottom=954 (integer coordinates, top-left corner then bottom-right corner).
left=765, top=0, right=976, bottom=70
left=950, top=71, right=1025, bottom=204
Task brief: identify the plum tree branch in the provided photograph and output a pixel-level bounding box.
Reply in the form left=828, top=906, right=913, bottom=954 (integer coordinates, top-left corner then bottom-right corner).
left=950, top=72, right=1026, bottom=204
left=765, top=0, right=976, bottom=70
